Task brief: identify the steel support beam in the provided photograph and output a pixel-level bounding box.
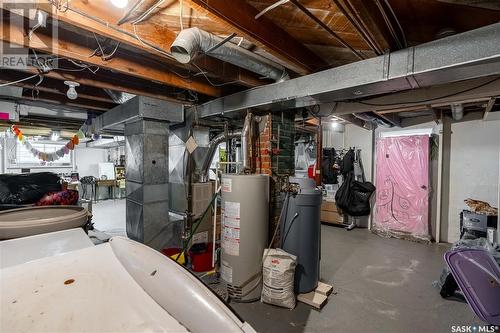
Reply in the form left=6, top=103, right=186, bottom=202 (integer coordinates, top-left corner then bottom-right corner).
left=194, top=22, right=500, bottom=118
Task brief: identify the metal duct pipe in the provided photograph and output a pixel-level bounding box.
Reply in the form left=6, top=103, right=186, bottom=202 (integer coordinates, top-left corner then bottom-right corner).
left=353, top=112, right=393, bottom=128
left=241, top=113, right=253, bottom=171
left=201, top=130, right=242, bottom=179
left=451, top=103, right=464, bottom=120
left=170, top=28, right=289, bottom=82
left=194, top=22, right=500, bottom=118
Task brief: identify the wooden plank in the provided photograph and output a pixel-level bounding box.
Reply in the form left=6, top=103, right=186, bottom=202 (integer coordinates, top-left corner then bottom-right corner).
left=316, top=281, right=333, bottom=296
left=183, top=0, right=328, bottom=74
left=34, top=0, right=264, bottom=87
left=297, top=291, right=328, bottom=309
left=0, top=13, right=220, bottom=97
left=0, top=70, right=116, bottom=104
left=374, top=111, right=402, bottom=127
left=334, top=0, right=398, bottom=51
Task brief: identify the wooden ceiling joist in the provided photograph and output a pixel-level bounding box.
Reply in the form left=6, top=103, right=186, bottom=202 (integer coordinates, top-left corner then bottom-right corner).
left=16, top=66, right=189, bottom=104
left=0, top=13, right=221, bottom=97
left=331, top=0, right=399, bottom=53
left=1, top=70, right=116, bottom=104
left=21, top=90, right=115, bottom=111
left=34, top=0, right=264, bottom=87
left=182, top=0, right=328, bottom=74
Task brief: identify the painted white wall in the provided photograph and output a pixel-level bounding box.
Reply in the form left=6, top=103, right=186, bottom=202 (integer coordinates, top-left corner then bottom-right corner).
left=322, top=125, right=344, bottom=149
left=344, top=124, right=373, bottom=181
left=74, top=147, right=108, bottom=178
left=447, top=119, right=500, bottom=242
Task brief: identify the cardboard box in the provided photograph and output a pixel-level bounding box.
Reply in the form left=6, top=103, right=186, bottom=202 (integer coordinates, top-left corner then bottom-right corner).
left=321, top=201, right=339, bottom=213
left=321, top=210, right=344, bottom=224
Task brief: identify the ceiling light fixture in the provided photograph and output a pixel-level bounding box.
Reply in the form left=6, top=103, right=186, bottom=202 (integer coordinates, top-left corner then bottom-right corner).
left=51, top=131, right=60, bottom=141
left=110, top=0, right=129, bottom=9
left=64, top=81, right=80, bottom=100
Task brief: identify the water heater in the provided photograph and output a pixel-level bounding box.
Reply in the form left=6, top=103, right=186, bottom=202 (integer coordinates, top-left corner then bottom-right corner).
left=220, top=174, right=269, bottom=301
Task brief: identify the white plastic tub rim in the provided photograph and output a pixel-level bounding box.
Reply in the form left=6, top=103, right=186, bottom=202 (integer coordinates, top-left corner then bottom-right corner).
left=108, top=236, right=256, bottom=333
left=0, top=206, right=89, bottom=240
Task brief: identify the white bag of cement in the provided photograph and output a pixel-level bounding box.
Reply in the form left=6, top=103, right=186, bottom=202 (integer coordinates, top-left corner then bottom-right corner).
left=261, top=248, right=297, bottom=309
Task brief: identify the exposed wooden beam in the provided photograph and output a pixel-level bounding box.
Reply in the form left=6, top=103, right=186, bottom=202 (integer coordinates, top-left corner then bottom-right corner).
left=16, top=66, right=190, bottom=104
left=0, top=13, right=221, bottom=97
left=374, top=111, right=402, bottom=127
left=182, top=0, right=328, bottom=74
left=34, top=0, right=264, bottom=87
left=20, top=90, right=115, bottom=111
left=483, top=97, right=496, bottom=120
left=332, top=0, right=397, bottom=52
left=0, top=70, right=116, bottom=104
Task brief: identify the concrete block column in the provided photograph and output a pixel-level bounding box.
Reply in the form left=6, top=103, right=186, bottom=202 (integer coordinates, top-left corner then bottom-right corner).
left=125, top=119, right=170, bottom=250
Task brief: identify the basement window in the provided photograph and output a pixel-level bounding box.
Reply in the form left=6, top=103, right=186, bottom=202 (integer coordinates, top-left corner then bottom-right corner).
left=7, top=140, right=73, bottom=168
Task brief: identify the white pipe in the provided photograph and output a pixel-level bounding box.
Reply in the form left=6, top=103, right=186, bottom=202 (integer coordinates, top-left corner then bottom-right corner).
left=451, top=103, right=464, bottom=120
left=241, top=113, right=253, bottom=171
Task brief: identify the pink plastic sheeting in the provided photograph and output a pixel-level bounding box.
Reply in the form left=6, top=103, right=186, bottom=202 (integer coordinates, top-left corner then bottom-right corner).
left=374, top=135, right=430, bottom=239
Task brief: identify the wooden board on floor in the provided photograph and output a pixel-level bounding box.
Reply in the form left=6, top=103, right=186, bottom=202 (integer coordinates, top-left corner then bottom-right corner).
left=297, top=291, right=328, bottom=309
left=316, top=281, right=333, bottom=296
left=297, top=282, right=333, bottom=309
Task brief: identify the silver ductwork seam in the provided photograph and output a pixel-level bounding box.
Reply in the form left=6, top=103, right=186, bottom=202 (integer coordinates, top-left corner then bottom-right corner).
left=171, top=27, right=290, bottom=82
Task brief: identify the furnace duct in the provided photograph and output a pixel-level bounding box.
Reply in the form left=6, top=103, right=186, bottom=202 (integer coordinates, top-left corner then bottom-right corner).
left=170, top=27, right=290, bottom=82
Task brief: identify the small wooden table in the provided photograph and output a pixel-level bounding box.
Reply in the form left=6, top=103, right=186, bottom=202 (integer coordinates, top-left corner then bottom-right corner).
left=95, top=180, right=118, bottom=202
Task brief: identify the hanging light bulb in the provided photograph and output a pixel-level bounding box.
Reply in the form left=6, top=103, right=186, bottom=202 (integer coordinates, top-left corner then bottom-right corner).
left=64, top=81, right=80, bottom=100
left=51, top=131, right=60, bottom=141
left=110, top=0, right=128, bottom=8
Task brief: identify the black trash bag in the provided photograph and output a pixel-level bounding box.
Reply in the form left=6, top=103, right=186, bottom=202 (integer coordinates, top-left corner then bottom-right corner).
left=335, top=172, right=375, bottom=217
left=335, top=172, right=352, bottom=211
left=0, top=172, right=62, bottom=205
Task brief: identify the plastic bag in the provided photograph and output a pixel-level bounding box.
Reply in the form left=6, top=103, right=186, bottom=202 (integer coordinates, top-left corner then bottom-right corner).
left=261, top=248, right=297, bottom=309
left=0, top=172, right=61, bottom=205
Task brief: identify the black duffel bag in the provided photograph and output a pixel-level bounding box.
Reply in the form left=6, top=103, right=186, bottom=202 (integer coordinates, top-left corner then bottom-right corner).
left=335, top=172, right=375, bottom=217
left=0, top=172, right=62, bottom=205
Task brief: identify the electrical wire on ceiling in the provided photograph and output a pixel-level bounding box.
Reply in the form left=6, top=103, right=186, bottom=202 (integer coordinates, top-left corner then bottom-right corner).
left=92, top=33, right=121, bottom=61
left=354, top=76, right=500, bottom=107
left=131, top=0, right=164, bottom=24
left=308, top=103, right=336, bottom=120
left=192, top=63, right=241, bottom=87
left=44, top=0, right=245, bottom=89
left=0, top=74, right=41, bottom=88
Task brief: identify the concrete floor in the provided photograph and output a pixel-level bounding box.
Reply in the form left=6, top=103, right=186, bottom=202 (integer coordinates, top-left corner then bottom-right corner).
left=91, top=201, right=479, bottom=332
left=91, top=199, right=126, bottom=237
left=231, top=225, right=477, bottom=333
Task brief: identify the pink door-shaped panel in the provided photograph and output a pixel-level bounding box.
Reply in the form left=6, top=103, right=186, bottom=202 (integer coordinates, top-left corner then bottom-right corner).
left=375, top=135, right=430, bottom=238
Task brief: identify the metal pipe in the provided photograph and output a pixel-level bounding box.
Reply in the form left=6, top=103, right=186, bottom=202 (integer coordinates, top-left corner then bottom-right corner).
left=201, top=130, right=242, bottom=180
left=241, top=113, right=253, bottom=171
left=170, top=28, right=289, bottom=82
left=288, top=0, right=364, bottom=60
left=451, top=103, right=464, bottom=120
